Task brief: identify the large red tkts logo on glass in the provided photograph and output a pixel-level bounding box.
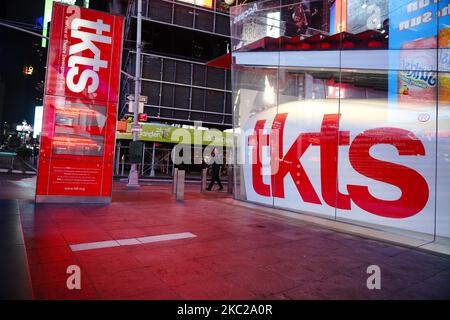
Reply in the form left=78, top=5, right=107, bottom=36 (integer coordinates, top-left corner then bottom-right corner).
left=248, top=113, right=429, bottom=219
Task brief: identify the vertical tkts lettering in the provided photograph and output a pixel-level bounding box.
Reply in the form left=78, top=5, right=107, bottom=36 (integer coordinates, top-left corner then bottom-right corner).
left=248, top=113, right=429, bottom=219
left=66, top=18, right=112, bottom=93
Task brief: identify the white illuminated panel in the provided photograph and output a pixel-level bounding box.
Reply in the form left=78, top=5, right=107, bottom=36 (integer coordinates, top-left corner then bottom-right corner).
left=233, top=50, right=388, bottom=69
left=42, top=0, right=89, bottom=47
left=33, top=106, right=43, bottom=138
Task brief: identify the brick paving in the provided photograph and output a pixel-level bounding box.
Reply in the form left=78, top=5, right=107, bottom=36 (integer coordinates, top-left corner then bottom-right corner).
left=1, top=174, right=450, bottom=299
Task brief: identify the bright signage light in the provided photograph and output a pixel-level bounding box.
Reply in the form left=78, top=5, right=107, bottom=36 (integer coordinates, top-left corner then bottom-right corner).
left=33, top=106, right=43, bottom=138
left=177, top=0, right=213, bottom=9
left=41, top=0, right=89, bottom=47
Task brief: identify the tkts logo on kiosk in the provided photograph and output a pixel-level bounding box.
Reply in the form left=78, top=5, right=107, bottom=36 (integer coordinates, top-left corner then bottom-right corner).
left=241, top=100, right=435, bottom=234
left=45, top=3, right=122, bottom=101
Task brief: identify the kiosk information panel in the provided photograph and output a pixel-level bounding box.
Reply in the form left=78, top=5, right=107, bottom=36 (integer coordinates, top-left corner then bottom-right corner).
left=36, top=2, right=124, bottom=203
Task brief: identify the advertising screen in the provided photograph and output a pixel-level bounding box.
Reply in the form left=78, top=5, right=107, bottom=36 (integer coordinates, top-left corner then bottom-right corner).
left=36, top=3, right=124, bottom=203
left=41, top=0, right=90, bottom=47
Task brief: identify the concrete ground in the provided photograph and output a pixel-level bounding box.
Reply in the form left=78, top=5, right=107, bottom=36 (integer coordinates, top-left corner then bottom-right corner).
left=1, top=174, right=450, bottom=300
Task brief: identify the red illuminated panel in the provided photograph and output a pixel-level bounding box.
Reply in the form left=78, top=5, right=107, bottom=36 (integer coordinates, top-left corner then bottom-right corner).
left=36, top=157, right=113, bottom=197
left=36, top=3, right=123, bottom=203
left=37, top=95, right=117, bottom=199
left=45, top=3, right=124, bottom=102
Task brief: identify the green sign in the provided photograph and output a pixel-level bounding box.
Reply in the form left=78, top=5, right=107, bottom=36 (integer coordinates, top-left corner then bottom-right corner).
left=116, top=123, right=233, bottom=147
left=42, top=0, right=90, bottom=47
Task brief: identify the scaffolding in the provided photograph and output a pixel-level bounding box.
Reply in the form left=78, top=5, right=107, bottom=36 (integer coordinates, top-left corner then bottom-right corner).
left=120, top=50, right=232, bottom=127
left=118, top=0, right=232, bottom=178
left=133, top=0, right=231, bottom=37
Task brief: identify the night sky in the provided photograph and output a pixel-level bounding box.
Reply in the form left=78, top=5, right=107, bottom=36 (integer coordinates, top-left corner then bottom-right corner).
left=0, top=0, right=109, bottom=128
left=0, top=0, right=46, bottom=127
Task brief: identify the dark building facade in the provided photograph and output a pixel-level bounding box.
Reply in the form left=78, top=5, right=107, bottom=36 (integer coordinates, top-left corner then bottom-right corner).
left=120, top=0, right=232, bottom=130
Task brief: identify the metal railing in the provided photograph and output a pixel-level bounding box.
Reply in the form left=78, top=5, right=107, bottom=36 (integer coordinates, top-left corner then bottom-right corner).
left=115, top=142, right=174, bottom=177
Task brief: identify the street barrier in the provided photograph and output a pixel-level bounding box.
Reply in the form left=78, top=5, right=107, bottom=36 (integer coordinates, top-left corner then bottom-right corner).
left=0, top=152, right=16, bottom=173
left=172, top=168, right=178, bottom=194
left=227, top=167, right=233, bottom=194
left=201, top=168, right=207, bottom=193
left=176, top=170, right=185, bottom=201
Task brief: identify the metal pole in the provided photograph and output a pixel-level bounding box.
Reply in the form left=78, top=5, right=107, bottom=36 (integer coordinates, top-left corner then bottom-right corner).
left=9, top=156, right=14, bottom=173
left=127, top=0, right=142, bottom=188
left=121, top=155, right=125, bottom=176
left=115, top=142, right=121, bottom=175
left=176, top=170, right=185, bottom=201
left=141, top=142, right=145, bottom=175
left=0, top=21, right=49, bottom=39
left=172, top=168, right=178, bottom=194
left=227, top=166, right=233, bottom=194
left=166, top=150, right=170, bottom=174
left=150, top=142, right=156, bottom=177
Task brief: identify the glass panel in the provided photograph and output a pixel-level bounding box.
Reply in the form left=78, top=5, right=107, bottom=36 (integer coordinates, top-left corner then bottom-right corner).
left=174, top=4, right=194, bottom=28
left=207, top=67, right=225, bottom=89
left=162, top=60, right=176, bottom=82
left=436, top=0, right=450, bottom=240
left=175, top=61, right=191, bottom=85
left=142, top=56, right=161, bottom=80
left=148, top=0, right=173, bottom=23
left=205, top=90, right=224, bottom=113
left=216, top=14, right=231, bottom=36
left=231, top=0, right=279, bottom=204
left=270, top=67, right=340, bottom=218
left=141, top=81, right=160, bottom=106
left=193, top=64, right=206, bottom=86
left=195, top=9, right=214, bottom=32
left=437, top=73, right=450, bottom=239
left=230, top=0, right=446, bottom=241
left=52, top=102, right=106, bottom=157
left=335, top=68, right=436, bottom=240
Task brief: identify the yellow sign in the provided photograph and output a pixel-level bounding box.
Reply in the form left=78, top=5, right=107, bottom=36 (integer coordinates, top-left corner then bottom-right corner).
left=23, top=66, right=34, bottom=75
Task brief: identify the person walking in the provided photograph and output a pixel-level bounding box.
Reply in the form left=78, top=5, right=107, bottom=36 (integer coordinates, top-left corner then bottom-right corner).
left=206, top=147, right=223, bottom=191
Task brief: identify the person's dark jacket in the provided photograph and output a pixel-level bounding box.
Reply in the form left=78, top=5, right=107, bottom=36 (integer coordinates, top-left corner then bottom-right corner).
left=211, top=162, right=221, bottom=176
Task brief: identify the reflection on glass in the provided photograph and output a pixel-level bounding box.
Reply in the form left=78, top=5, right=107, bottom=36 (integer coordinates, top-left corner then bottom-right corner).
left=52, top=102, right=106, bottom=156
left=230, top=0, right=450, bottom=240
left=52, top=134, right=104, bottom=157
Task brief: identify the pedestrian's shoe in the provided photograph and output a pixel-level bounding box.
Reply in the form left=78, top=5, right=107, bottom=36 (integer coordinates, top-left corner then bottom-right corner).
left=218, top=187, right=223, bottom=191
left=206, top=188, right=212, bottom=191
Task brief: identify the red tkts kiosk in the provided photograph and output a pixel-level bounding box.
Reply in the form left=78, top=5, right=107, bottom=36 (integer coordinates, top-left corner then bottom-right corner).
left=36, top=3, right=124, bottom=203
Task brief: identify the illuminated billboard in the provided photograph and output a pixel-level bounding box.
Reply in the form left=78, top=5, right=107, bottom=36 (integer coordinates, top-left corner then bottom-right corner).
left=177, top=0, right=214, bottom=9
left=33, top=106, right=43, bottom=138
left=41, top=0, right=90, bottom=47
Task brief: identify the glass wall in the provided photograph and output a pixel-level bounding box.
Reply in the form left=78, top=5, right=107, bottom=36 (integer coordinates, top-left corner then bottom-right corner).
left=231, top=0, right=450, bottom=242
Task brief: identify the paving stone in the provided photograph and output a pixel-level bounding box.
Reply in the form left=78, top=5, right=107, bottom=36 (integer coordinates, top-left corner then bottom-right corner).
left=1, top=179, right=448, bottom=300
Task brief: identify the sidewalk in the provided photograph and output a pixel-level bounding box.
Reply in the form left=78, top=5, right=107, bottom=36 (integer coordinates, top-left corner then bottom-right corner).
left=1, top=175, right=450, bottom=299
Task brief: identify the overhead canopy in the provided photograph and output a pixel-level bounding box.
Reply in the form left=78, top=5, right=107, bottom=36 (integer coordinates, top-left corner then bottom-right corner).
left=206, top=30, right=388, bottom=70
left=206, top=52, right=232, bottom=70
